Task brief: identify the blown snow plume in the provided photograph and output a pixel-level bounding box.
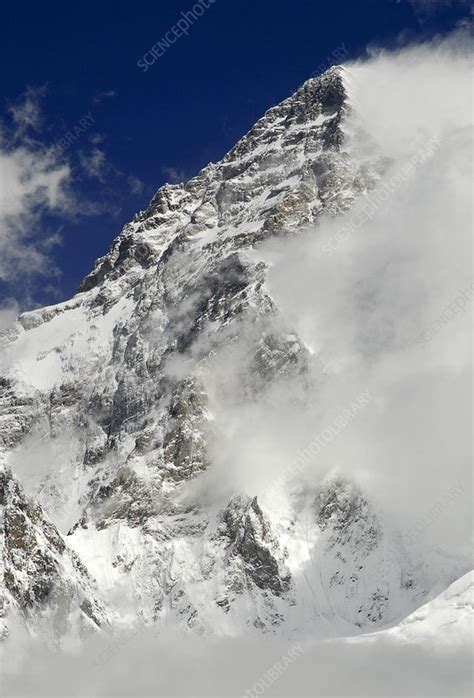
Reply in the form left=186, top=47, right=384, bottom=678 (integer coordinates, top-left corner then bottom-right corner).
left=0, top=31, right=472, bottom=697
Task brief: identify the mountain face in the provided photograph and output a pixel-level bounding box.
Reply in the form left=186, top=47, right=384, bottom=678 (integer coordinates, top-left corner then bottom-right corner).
left=0, top=67, right=469, bottom=646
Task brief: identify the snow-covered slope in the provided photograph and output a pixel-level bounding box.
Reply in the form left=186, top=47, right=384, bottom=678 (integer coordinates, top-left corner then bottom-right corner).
left=350, top=571, right=473, bottom=645
left=0, top=66, right=470, bottom=645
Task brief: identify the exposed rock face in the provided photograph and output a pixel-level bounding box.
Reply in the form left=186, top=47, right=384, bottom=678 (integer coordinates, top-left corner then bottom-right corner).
left=0, top=66, right=468, bottom=643
left=219, top=495, right=291, bottom=597
left=0, top=468, right=110, bottom=642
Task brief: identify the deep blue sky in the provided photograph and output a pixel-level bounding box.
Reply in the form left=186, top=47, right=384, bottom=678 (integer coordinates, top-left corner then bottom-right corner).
left=1, top=0, right=470, bottom=307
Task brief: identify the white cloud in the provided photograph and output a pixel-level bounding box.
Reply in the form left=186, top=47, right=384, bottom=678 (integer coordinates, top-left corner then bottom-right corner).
left=127, top=174, right=144, bottom=195
left=0, top=90, right=72, bottom=287
left=78, top=150, right=144, bottom=196
left=0, top=84, right=149, bottom=313
left=93, top=89, right=119, bottom=104
left=7, top=84, right=47, bottom=134
left=88, top=132, right=105, bottom=145
left=162, top=165, right=188, bottom=183
left=3, top=621, right=472, bottom=697
left=78, top=147, right=109, bottom=180
left=0, top=298, right=20, bottom=330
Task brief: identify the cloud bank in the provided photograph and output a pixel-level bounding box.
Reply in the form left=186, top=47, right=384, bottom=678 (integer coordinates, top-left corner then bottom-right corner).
left=2, top=624, right=472, bottom=697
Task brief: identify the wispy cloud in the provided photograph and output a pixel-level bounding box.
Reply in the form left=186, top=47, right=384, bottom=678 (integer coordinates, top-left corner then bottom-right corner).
left=127, top=174, right=144, bottom=195
left=78, top=147, right=109, bottom=180
left=162, top=165, right=189, bottom=183
left=0, top=89, right=72, bottom=299
left=88, top=132, right=105, bottom=145
left=0, top=86, right=146, bottom=317
left=7, top=84, right=47, bottom=134
left=92, top=89, right=119, bottom=104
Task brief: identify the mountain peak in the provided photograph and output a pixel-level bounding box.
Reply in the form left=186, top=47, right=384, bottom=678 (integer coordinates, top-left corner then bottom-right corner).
left=0, top=64, right=469, bottom=645
left=75, top=66, right=350, bottom=298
